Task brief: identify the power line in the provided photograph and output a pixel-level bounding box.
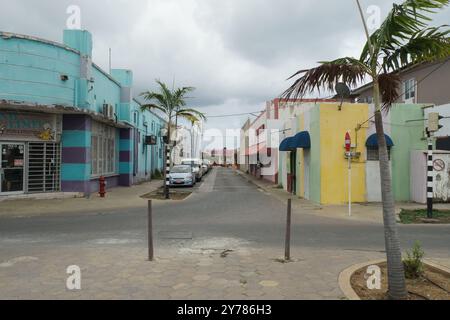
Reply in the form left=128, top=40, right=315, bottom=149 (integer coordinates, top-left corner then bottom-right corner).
left=206, top=110, right=265, bottom=118
left=205, top=93, right=338, bottom=119
left=356, top=58, right=449, bottom=130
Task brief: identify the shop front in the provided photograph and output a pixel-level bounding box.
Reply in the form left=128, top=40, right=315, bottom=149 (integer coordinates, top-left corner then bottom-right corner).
left=0, top=110, right=62, bottom=195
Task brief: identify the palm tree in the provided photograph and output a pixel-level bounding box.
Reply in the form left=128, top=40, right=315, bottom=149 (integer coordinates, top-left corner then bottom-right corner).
left=141, top=80, right=206, bottom=198
left=282, top=0, right=450, bottom=299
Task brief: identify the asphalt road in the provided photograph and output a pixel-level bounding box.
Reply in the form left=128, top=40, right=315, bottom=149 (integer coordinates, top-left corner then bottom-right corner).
left=0, top=168, right=449, bottom=257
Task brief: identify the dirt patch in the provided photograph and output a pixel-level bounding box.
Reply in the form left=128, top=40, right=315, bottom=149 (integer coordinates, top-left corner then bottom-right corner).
left=140, top=188, right=192, bottom=201
left=399, top=209, right=450, bottom=224
left=351, top=262, right=450, bottom=300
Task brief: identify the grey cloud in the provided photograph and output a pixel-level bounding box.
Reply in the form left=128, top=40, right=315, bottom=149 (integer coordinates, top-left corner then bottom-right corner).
left=0, top=0, right=449, bottom=134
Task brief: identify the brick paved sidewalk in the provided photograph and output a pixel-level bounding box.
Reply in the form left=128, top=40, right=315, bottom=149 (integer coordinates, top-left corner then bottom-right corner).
left=0, top=241, right=391, bottom=300
left=235, top=170, right=450, bottom=224
left=0, top=180, right=163, bottom=218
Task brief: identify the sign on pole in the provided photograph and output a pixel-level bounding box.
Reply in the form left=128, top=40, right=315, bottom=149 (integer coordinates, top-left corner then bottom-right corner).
left=345, top=131, right=352, bottom=217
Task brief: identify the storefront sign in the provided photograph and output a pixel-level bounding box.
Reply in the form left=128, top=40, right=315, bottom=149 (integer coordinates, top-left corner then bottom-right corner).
left=0, top=111, right=60, bottom=142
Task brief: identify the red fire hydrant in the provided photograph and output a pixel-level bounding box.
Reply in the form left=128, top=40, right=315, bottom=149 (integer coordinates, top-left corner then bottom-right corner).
left=99, top=176, right=106, bottom=198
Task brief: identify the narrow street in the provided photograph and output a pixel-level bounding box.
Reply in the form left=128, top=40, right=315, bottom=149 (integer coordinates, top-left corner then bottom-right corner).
left=0, top=167, right=449, bottom=253
left=0, top=167, right=449, bottom=299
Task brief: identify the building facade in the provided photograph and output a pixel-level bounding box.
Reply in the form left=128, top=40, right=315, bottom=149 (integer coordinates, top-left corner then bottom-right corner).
left=0, top=30, right=166, bottom=197
left=240, top=99, right=430, bottom=205
left=353, top=59, right=450, bottom=106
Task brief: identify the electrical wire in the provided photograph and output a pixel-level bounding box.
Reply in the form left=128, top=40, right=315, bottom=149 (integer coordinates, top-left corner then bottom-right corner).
left=205, top=110, right=265, bottom=118
left=356, top=58, right=450, bottom=130
left=203, top=59, right=447, bottom=121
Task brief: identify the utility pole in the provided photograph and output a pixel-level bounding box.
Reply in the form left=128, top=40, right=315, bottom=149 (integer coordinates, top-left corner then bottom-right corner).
left=161, top=128, right=170, bottom=200
left=223, top=147, right=227, bottom=167
left=426, top=112, right=444, bottom=218
left=426, top=129, right=434, bottom=219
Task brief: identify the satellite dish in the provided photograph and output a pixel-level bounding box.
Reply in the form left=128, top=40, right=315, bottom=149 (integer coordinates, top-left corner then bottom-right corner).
left=335, top=82, right=351, bottom=98
left=335, top=82, right=351, bottom=110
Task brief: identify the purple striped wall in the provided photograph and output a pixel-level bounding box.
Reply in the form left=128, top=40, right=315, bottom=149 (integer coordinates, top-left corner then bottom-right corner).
left=119, top=174, right=132, bottom=186
left=63, top=114, right=91, bottom=131
left=62, top=147, right=90, bottom=164
left=89, top=176, right=119, bottom=194
left=119, top=128, right=133, bottom=187
left=119, top=151, right=131, bottom=162
left=61, top=114, right=91, bottom=194
left=61, top=181, right=90, bottom=193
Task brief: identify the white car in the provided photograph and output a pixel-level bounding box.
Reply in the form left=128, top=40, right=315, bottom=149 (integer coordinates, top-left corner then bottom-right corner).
left=201, top=159, right=210, bottom=174
left=181, top=159, right=203, bottom=182
left=169, top=165, right=196, bottom=187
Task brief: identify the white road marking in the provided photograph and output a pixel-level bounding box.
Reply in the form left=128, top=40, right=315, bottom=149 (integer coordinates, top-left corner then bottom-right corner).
left=0, top=256, right=39, bottom=268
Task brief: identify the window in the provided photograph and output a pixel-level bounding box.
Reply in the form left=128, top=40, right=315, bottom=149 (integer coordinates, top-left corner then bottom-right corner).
left=133, top=111, right=139, bottom=125
left=367, top=146, right=391, bottom=161
left=91, top=121, right=116, bottom=176
left=437, top=137, right=450, bottom=151
left=404, top=79, right=416, bottom=101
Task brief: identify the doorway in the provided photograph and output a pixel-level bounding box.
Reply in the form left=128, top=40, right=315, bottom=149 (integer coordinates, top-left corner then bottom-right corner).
left=290, top=151, right=297, bottom=195
left=0, top=143, right=25, bottom=194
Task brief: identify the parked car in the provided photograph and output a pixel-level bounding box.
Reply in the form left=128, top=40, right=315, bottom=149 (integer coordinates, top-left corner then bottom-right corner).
left=168, top=165, right=196, bottom=187
left=202, top=159, right=211, bottom=174
left=181, top=159, right=203, bottom=182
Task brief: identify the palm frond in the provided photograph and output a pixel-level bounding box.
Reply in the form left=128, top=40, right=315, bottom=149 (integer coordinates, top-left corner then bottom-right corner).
left=140, top=92, right=170, bottom=110
left=282, top=57, right=369, bottom=100
left=382, top=26, right=450, bottom=70
left=140, top=80, right=202, bottom=124
left=378, top=73, right=402, bottom=106
left=140, top=103, right=167, bottom=114
left=176, top=113, right=202, bottom=124
left=361, top=0, right=449, bottom=65
left=155, top=79, right=176, bottom=112
left=176, top=108, right=206, bottom=121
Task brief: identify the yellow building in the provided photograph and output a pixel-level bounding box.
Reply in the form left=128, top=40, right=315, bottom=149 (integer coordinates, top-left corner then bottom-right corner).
left=279, top=102, right=369, bottom=204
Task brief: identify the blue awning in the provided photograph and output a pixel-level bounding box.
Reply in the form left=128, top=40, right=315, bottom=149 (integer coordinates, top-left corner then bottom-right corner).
left=279, top=131, right=311, bottom=151
left=366, top=134, right=394, bottom=147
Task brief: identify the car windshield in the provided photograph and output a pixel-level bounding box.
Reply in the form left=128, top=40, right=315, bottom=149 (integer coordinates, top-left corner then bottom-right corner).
left=182, top=161, right=199, bottom=167
left=171, top=166, right=191, bottom=174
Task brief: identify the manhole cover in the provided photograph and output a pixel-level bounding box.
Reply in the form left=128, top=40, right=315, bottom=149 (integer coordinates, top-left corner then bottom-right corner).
left=158, top=231, right=193, bottom=239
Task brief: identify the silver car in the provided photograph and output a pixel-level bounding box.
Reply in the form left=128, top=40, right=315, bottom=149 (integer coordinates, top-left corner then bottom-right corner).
left=181, top=159, right=203, bottom=182
left=169, top=165, right=196, bottom=187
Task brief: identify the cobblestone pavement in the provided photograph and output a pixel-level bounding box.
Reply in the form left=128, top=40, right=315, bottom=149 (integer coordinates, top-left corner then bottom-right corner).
left=0, top=242, right=389, bottom=300
left=1, top=168, right=449, bottom=300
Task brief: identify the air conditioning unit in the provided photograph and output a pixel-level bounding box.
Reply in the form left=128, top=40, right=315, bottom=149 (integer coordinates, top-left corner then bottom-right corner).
left=145, top=135, right=157, bottom=145
left=102, top=104, right=115, bottom=120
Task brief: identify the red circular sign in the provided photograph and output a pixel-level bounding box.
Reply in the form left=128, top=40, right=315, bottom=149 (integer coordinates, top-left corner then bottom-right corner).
left=345, top=132, right=351, bottom=152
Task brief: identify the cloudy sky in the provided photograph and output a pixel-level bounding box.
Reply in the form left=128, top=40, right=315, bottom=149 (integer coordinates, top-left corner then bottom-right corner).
left=1, top=0, right=449, bottom=148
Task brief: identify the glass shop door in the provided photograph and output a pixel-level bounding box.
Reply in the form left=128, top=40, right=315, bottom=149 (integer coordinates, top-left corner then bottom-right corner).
left=0, top=143, right=25, bottom=194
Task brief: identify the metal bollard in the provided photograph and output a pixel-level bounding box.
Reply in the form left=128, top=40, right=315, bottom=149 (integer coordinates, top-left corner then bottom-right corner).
left=285, top=198, right=292, bottom=261
left=148, top=200, right=154, bottom=261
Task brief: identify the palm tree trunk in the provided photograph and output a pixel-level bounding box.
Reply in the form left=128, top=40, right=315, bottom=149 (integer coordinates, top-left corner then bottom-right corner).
left=373, top=80, right=407, bottom=300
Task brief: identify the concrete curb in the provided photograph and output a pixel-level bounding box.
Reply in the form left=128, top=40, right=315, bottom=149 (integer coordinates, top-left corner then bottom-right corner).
left=234, top=170, right=267, bottom=189
left=338, top=258, right=450, bottom=300
left=338, top=259, right=385, bottom=300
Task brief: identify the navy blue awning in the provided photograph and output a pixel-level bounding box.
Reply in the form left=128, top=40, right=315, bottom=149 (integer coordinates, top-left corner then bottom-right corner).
left=366, top=134, right=394, bottom=147
left=279, top=131, right=311, bottom=151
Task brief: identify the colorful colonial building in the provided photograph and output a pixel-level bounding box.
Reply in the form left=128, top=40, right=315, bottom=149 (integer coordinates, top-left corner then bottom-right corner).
left=0, top=29, right=166, bottom=197
left=241, top=99, right=429, bottom=205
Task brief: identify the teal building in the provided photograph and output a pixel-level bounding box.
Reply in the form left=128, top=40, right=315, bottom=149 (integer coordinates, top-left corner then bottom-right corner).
left=0, top=29, right=166, bottom=196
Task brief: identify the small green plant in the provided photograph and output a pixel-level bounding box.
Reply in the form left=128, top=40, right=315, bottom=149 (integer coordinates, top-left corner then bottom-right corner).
left=403, top=241, right=425, bottom=279
left=151, top=169, right=163, bottom=180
